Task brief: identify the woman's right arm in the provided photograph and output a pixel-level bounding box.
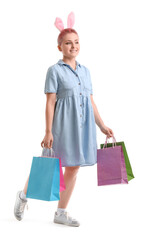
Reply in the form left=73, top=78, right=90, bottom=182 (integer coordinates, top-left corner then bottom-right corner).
left=45, top=93, right=56, bottom=133
left=41, top=93, right=57, bottom=148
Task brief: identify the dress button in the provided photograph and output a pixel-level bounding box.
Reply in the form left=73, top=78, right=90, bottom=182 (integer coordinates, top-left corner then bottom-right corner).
left=80, top=93, right=82, bottom=95
left=80, top=104, right=82, bottom=107
left=80, top=114, right=82, bottom=117
left=78, top=82, right=80, bottom=85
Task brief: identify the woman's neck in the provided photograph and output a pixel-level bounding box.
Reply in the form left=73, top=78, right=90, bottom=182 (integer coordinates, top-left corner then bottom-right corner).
left=62, top=57, right=77, bottom=70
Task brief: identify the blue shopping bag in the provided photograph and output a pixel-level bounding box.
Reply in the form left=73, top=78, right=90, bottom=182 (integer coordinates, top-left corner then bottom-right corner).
left=26, top=148, right=60, bottom=201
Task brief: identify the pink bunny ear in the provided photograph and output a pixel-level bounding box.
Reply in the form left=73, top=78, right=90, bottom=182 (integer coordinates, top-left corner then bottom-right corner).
left=67, top=12, right=75, bottom=28
left=54, top=17, right=64, bottom=32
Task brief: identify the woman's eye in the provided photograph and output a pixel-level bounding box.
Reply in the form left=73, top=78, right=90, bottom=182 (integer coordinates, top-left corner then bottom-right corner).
left=66, top=42, right=79, bottom=44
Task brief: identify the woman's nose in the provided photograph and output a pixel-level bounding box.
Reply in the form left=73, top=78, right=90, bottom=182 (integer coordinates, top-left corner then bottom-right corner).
left=71, top=43, right=75, bottom=48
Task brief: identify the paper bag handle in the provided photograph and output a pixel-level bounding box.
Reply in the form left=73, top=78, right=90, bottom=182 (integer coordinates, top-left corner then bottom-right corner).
left=103, top=135, right=117, bottom=149
left=41, top=147, right=56, bottom=157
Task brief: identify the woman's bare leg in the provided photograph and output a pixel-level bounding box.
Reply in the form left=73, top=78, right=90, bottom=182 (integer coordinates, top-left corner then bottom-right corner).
left=23, top=176, right=29, bottom=195
left=57, top=166, right=80, bottom=209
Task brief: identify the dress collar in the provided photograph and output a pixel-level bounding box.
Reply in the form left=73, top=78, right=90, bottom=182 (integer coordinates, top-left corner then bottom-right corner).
left=57, top=59, right=81, bottom=68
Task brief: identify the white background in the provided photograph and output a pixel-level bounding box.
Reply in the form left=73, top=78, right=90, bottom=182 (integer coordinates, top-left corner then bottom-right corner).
left=0, top=0, right=144, bottom=239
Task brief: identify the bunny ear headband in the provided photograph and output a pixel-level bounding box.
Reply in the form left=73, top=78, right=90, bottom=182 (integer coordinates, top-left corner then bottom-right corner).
left=54, top=11, right=75, bottom=32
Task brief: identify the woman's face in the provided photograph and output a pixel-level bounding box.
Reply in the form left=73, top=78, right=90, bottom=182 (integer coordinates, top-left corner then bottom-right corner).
left=58, top=33, right=80, bottom=59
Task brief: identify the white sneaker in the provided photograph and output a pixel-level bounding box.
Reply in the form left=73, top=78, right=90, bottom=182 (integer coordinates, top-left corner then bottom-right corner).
left=14, top=191, right=28, bottom=221
left=54, top=211, right=80, bottom=227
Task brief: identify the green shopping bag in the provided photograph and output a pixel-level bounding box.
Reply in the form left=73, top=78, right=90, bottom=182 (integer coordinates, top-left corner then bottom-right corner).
left=100, top=137, right=135, bottom=181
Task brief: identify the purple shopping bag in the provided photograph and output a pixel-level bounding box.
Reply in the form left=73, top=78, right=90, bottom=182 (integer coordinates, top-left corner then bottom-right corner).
left=97, top=136, right=128, bottom=186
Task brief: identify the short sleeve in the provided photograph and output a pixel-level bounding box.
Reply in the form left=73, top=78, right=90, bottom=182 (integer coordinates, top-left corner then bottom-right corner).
left=87, top=68, right=93, bottom=95
left=44, top=66, right=58, bottom=94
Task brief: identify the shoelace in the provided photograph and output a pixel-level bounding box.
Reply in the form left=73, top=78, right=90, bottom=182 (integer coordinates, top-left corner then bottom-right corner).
left=63, top=211, right=76, bottom=221
left=19, top=202, right=28, bottom=212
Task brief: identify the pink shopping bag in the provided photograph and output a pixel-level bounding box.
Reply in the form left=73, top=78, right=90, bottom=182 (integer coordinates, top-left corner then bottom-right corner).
left=59, top=157, right=66, bottom=192
left=97, top=136, right=128, bottom=186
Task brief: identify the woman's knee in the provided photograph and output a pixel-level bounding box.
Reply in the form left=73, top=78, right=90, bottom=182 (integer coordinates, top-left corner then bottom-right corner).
left=65, top=166, right=80, bottom=176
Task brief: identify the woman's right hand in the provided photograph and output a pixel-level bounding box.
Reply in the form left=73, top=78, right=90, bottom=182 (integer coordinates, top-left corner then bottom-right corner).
left=41, top=132, right=53, bottom=149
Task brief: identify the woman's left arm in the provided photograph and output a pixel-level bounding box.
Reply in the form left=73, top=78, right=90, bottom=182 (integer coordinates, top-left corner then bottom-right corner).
left=90, top=95, right=114, bottom=138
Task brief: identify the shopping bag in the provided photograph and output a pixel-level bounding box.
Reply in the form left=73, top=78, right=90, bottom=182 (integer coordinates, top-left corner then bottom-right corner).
left=26, top=148, right=65, bottom=201
left=42, top=147, right=66, bottom=191
left=97, top=136, right=128, bottom=186
left=100, top=138, right=135, bottom=181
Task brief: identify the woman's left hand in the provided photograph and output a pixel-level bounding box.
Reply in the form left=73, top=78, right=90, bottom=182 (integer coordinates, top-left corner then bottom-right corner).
left=100, top=124, right=114, bottom=138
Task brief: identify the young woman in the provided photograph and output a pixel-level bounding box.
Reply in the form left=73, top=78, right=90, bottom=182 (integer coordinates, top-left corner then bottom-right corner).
left=14, top=12, right=114, bottom=227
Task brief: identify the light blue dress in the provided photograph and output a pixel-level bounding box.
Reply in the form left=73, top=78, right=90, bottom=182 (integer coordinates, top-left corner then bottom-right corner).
left=44, top=59, right=97, bottom=167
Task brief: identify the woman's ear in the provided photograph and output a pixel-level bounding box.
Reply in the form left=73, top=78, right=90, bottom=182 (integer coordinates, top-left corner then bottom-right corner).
left=57, top=45, right=62, bottom=51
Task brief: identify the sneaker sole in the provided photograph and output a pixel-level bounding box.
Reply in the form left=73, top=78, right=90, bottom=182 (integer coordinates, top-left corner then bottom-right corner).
left=53, top=219, right=80, bottom=227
